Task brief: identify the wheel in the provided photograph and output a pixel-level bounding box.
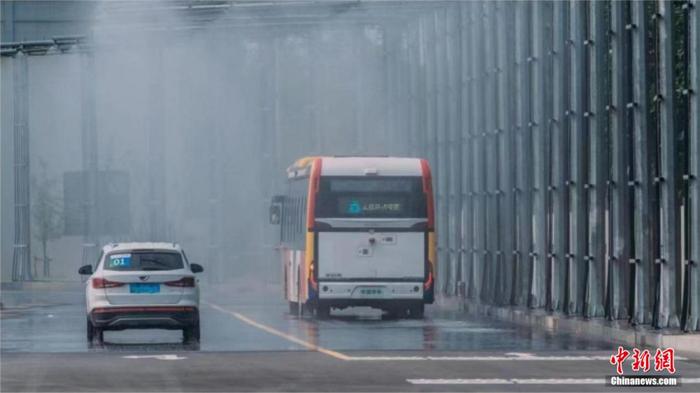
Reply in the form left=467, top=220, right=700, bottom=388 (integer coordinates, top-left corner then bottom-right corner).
left=316, top=303, right=331, bottom=319
left=184, top=320, right=201, bottom=343
left=86, top=318, right=94, bottom=342
left=408, top=303, right=425, bottom=319
left=87, top=317, right=104, bottom=343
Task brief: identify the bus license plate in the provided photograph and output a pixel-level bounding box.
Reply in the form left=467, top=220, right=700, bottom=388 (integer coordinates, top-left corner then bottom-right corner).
left=358, top=287, right=384, bottom=297
left=129, top=283, right=160, bottom=293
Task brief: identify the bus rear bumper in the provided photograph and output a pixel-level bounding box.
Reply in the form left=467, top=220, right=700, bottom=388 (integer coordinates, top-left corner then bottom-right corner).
left=317, top=281, right=424, bottom=301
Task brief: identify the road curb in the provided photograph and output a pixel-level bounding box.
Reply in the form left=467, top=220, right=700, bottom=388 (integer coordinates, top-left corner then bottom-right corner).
left=461, top=302, right=700, bottom=360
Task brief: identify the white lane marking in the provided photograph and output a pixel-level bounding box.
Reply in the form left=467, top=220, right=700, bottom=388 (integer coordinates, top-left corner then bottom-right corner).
left=350, top=354, right=611, bottom=361
left=206, top=302, right=351, bottom=361
left=408, top=377, right=700, bottom=385
left=408, top=378, right=601, bottom=385
left=351, top=352, right=687, bottom=361
left=122, top=354, right=186, bottom=360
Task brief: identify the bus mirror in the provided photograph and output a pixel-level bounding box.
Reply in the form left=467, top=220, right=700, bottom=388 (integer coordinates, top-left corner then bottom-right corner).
left=269, top=205, right=281, bottom=225
left=270, top=195, right=284, bottom=225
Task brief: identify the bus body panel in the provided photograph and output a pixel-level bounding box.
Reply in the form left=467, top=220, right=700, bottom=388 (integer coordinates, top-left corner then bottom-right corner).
left=278, top=156, right=436, bottom=313
left=317, top=231, right=424, bottom=281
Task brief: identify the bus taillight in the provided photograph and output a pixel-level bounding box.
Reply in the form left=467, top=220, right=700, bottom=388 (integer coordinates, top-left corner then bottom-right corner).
left=309, top=262, right=318, bottom=290
left=424, top=266, right=434, bottom=290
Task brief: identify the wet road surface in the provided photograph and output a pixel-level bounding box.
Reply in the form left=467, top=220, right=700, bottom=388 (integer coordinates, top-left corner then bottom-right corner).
left=2, top=281, right=700, bottom=391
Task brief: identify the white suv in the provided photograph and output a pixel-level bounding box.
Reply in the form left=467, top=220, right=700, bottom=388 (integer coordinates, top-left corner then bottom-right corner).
left=79, top=242, right=203, bottom=343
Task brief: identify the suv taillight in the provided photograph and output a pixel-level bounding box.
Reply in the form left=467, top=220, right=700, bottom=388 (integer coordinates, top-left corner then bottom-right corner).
left=92, top=278, right=125, bottom=289
left=164, top=277, right=195, bottom=287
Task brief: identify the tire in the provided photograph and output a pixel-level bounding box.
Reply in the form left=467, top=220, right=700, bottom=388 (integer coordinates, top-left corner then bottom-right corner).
left=184, top=319, right=201, bottom=343
left=86, top=318, right=94, bottom=342
left=316, top=303, right=331, bottom=319
left=408, top=303, right=425, bottom=319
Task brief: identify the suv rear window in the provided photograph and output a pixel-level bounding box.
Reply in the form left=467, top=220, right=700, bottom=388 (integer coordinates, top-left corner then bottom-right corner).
left=104, top=251, right=184, bottom=271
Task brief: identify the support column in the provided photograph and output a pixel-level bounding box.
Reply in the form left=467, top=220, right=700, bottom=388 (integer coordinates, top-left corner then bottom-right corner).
left=12, top=51, right=31, bottom=281
left=496, top=1, right=515, bottom=306
left=686, top=0, right=700, bottom=332
left=567, top=0, right=587, bottom=315
left=148, top=46, right=167, bottom=242
left=470, top=2, right=486, bottom=301
left=550, top=1, right=569, bottom=312
left=530, top=0, right=548, bottom=309
left=585, top=0, right=607, bottom=318
left=460, top=3, right=474, bottom=299
left=81, top=47, right=99, bottom=269
left=656, top=0, right=681, bottom=328
left=446, top=5, right=462, bottom=297
left=513, top=1, right=532, bottom=306
left=630, top=0, right=654, bottom=325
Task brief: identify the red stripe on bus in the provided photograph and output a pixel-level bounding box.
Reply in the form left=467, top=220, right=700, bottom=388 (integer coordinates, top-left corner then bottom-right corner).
left=420, top=159, right=435, bottom=230
left=307, top=157, right=322, bottom=229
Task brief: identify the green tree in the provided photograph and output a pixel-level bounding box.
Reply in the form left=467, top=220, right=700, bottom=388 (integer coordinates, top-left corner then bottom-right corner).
left=32, top=161, right=63, bottom=278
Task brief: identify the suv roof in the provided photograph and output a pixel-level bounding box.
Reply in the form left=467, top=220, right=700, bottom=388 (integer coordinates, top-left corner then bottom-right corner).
left=101, top=242, right=182, bottom=253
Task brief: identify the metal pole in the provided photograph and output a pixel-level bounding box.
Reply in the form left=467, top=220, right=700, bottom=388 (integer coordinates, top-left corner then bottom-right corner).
left=656, top=0, right=681, bottom=328
left=482, top=1, right=498, bottom=303
left=434, top=9, right=449, bottom=295
left=550, top=0, right=569, bottom=312
left=567, top=0, right=587, bottom=315
left=585, top=0, right=607, bottom=319
left=81, top=47, right=99, bottom=270
left=470, top=2, right=485, bottom=301
left=446, top=5, right=462, bottom=297
left=630, top=0, right=654, bottom=325
left=148, top=46, right=166, bottom=242
left=513, top=0, right=532, bottom=306
left=460, top=3, right=473, bottom=299
left=496, top=1, right=514, bottom=306
left=686, top=0, right=700, bottom=332
left=12, top=51, right=31, bottom=281
left=608, top=0, right=632, bottom=320
left=530, top=0, right=548, bottom=309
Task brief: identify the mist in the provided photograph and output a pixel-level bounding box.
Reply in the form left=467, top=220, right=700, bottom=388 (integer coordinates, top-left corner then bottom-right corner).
left=1, top=1, right=417, bottom=284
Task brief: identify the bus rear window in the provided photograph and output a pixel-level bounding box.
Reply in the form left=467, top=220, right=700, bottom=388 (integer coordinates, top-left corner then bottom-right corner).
left=316, top=176, right=427, bottom=218
left=104, top=251, right=184, bottom=271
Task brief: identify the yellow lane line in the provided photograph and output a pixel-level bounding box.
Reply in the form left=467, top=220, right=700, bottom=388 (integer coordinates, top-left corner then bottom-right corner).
left=205, top=302, right=351, bottom=361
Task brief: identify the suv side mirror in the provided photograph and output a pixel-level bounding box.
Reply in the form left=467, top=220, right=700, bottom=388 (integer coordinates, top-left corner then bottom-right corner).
left=190, top=263, right=204, bottom=273
left=78, top=265, right=93, bottom=275
left=269, top=195, right=284, bottom=225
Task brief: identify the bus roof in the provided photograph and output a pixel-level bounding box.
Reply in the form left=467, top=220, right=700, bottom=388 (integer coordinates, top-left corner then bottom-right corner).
left=287, top=156, right=425, bottom=178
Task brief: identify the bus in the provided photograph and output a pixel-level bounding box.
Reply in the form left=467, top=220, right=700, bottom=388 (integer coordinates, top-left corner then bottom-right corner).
left=269, top=156, right=435, bottom=318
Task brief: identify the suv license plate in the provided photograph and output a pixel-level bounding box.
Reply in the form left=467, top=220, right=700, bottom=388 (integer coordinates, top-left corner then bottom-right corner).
left=129, top=283, right=160, bottom=293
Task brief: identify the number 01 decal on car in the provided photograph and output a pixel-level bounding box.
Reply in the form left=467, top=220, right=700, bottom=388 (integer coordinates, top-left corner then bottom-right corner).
left=109, top=254, right=132, bottom=268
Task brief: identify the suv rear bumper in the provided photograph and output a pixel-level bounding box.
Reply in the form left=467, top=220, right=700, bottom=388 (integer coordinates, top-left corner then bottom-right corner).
left=89, top=306, right=198, bottom=330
